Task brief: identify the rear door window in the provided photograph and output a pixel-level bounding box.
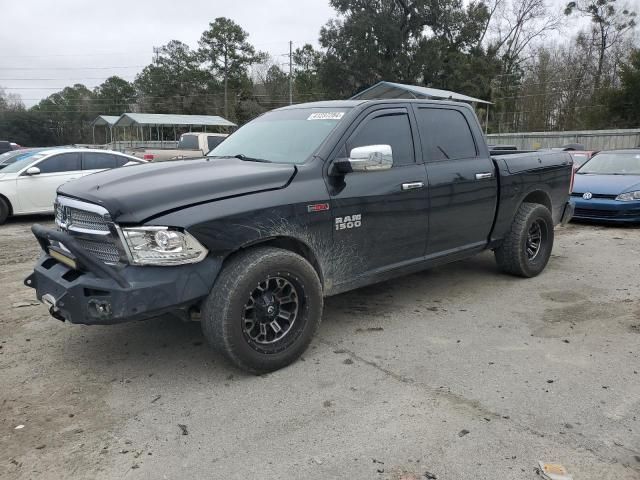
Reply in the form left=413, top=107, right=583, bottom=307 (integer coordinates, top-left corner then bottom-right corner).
left=415, top=108, right=477, bottom=161
left=347, top=111, right=415, bottom=166
left=37, top=152, right=82, bottom=173
left=82, top=152, right=117, bottom=170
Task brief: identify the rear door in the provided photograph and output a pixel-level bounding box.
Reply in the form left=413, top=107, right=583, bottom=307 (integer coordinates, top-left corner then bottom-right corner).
left=326, top=106, right=429, bottom=280
left=412, top=105, right=498, bottom=255
left=16, top=152, right=82, bottom=212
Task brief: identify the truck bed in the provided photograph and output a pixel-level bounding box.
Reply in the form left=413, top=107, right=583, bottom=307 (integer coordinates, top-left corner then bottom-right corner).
left=490, top=151, right=573, bottom=244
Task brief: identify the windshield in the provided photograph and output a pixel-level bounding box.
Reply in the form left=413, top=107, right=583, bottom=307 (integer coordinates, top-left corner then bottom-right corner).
left=0, top=150, right=26, bottom=165
left=569, top=153, right=588, bottom=167
left=0, top=148, right=46, bottom=166
left=209, top=108, right=348, bottom=164
left=1, top=152, right=47, bottom=173
left=578, top=152, right=640, bottom=175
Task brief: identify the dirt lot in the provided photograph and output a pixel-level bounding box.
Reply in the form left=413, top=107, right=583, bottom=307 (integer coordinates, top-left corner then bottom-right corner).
left=0, top=217, right=638, bottom=480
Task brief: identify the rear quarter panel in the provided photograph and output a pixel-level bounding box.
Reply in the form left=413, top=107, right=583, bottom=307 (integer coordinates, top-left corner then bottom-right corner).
left=491, top=152, right=573, bottom=243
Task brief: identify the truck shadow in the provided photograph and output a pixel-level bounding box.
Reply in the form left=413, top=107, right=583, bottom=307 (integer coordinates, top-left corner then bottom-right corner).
left=51, top=252, right=503, bottom=376
left=323, top=252, right=500, bottom=325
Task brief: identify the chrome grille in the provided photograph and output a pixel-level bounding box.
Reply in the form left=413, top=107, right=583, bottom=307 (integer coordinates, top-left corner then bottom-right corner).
left=74, top=238, right=120, bottom=263
left=67, top=207, right=110, bottom=231
left=55, top=196, right=124, bottom=265
left=55, top=203, right=64, bottom=224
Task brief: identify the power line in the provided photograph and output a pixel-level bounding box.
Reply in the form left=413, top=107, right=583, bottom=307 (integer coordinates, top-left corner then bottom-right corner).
left=0, top=40, right=318, bottom=59
left=0, top=77, right=133, bottom=81
left=0, top=65, right=147, bottom=70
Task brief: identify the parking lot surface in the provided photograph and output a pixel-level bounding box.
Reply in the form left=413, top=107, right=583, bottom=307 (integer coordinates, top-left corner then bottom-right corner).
left=0, top=218, right=638, bottom=480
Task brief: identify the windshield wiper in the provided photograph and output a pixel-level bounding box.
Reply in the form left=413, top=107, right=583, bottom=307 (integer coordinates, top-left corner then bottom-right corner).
left=207, top=154, right=272, bottom=163
left=233, top=154, right=272, bottom=163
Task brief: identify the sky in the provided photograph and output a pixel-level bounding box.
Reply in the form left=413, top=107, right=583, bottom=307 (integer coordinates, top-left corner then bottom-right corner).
left=0, top=0, right=336, bottom=106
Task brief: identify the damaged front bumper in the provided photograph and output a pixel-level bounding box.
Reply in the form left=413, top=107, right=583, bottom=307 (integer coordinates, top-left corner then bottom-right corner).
left=25, top=225, right=220, bottom=325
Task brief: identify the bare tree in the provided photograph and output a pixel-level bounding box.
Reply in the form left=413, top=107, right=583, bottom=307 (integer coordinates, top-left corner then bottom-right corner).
left=565, top=0, right=637, bottom=88
left=0, top=87, right=24, bottom=112
left=492, top=0, right=562, bottom=75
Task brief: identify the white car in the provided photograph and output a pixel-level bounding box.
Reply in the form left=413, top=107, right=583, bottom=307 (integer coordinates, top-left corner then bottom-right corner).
left=0, top=148, right=145, bottom=224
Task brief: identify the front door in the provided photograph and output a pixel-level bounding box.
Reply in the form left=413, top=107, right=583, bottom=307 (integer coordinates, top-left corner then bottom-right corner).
left=16, top=152, right=83, bottom=213
left=325, top=106, right=429, bottom=283
left=412, top=105, right=498, bottom=256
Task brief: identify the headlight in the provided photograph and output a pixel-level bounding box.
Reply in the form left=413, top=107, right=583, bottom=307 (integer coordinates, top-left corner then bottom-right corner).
left=615, top=190, right=640, bottom=201
left=121, top=227, right=208, bottom=265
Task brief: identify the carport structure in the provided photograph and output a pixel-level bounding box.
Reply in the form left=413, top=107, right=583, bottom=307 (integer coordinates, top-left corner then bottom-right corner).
left=91, top=115, right=119, bottom=145
left=350, top=81, right=492, bottom=133
left=111, top=113, right=237, bottom=148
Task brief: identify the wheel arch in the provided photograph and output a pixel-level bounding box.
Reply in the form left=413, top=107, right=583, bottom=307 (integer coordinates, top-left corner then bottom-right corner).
left=490, top=186, right=555, bottom=247
left=223, top=236, right=325, bottom=288
left=0, top=193, right=13, bottom=216
left=521, top=189, right=552, bottom=212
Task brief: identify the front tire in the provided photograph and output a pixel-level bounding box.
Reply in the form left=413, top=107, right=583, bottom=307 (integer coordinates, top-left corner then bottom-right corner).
left=0, top=197, right=10, bottom=225
left=494, top=202, right=554, bottom=277
left=201, top=247, right=323, bottom=374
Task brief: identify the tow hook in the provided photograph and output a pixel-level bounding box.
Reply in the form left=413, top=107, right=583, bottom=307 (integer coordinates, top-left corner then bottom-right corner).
left=42, top=294, right=65, bottom=322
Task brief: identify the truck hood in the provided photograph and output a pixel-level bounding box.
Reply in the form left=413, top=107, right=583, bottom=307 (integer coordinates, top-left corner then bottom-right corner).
left=573, top=173, right=640, bottom=195
left=58, top=157, right=297, bottom=224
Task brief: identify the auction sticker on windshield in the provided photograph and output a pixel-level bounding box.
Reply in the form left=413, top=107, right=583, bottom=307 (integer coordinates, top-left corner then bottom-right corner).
left=307, top=112, right=345, bottom=120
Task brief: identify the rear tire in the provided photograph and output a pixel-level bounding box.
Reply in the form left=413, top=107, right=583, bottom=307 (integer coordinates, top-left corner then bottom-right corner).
left=0, top=198, right=10, bottom=225
left=201, top=247, right=323, bottom=374
left=494, top=202, right=554, bottom=277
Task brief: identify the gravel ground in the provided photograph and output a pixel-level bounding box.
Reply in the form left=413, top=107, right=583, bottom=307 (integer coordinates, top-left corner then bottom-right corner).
left=0, top=217, right=638, bottom=480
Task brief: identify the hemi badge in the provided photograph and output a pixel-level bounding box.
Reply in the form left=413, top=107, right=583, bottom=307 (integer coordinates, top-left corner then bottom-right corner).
left=307, top=203, right=330, bottom=212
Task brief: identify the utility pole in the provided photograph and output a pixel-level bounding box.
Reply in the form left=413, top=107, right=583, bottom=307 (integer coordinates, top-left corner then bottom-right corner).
left=289, top=41, right=293, bottom=105
left=152, top=47, right=161, bottom=64
left=224, top=51, right=228, bottom=118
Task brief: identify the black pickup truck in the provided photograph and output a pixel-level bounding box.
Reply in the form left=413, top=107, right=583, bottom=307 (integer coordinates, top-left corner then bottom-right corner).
left=25, top=99, right=574, bottom=373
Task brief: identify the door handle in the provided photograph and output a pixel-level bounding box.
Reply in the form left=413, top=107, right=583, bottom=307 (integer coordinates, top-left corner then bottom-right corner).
left=401, top=182, right=425, bottom=191
left=475, top=172, right=494, bottom=180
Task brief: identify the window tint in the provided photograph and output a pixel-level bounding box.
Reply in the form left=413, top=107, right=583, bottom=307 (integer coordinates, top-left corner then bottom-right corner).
left=207, top=136, right=225, bottom=151
left=347, top=112, right=414, bottom=166
left=37, top=152, right=81, bottom=173
left=83, top=152, right=117, bottom=170
left=416, top=108, right=477, bottom=161
left=114, top=155, right=133, bottom=167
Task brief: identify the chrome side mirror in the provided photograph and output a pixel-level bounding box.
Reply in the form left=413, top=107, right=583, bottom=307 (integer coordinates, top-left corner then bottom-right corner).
left=348, top=145, right=393, bottom=172
left=25, top=166, right=41, bottom=176
left=331, top=144, right=394, bottom=175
